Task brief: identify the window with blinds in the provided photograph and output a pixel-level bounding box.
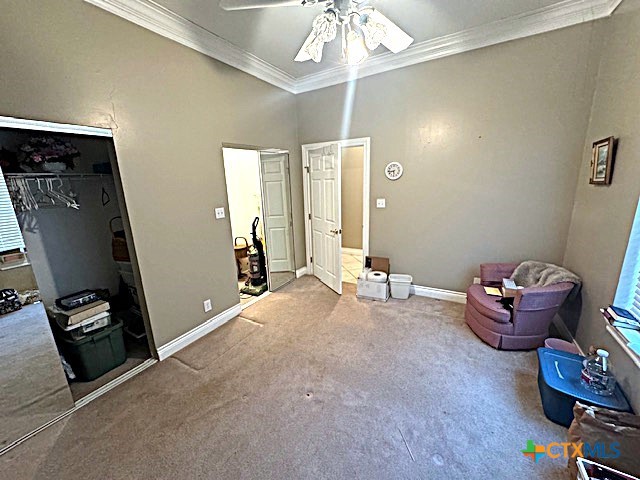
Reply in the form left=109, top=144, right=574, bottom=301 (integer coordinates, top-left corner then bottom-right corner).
left=0, top=167, right=25, bottom=254
left=614, top=197, right=640, bottom=320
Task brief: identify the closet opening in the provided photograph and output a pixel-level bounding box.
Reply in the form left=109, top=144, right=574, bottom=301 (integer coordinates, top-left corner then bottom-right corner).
left=222, top=147, right=296, bottom=308
left=0, top=120, right=153, bottom=437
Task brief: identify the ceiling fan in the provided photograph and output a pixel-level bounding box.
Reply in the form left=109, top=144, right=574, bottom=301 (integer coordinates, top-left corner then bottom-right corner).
left=219, top=0, right=414, bottom=66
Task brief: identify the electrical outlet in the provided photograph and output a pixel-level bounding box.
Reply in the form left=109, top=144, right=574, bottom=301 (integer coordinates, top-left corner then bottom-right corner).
left=203, top=299, right=212, bottom=312
left=215, top=207, right=225, bottom=219
left=473, top=277, right=481, bottom=284
left=376, top=198, right=386, bottom=209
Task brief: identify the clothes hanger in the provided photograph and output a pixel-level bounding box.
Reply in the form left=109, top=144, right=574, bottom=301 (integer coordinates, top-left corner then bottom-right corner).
left=34, top=178, right=47, bottom=205
left=22, top=178, right=38, bottom=210
left=46, top=178, right=71, bottom=207
left=101, top=184, right=110, bottom=206
left=55, top=177, right=79, bottom=209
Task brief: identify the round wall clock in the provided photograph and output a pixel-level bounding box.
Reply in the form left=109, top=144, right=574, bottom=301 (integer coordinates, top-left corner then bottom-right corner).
left=385, top=162, right=403, bottom=180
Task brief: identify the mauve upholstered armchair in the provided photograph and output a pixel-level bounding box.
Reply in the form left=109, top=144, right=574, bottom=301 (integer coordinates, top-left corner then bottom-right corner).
left=465, top=263, right=574, bottom=350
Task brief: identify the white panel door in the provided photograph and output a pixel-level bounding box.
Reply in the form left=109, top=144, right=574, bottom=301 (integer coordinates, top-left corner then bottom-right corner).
left=308, top=144, right=342, bottom=294
left=259, top=152, right=294, bottom=276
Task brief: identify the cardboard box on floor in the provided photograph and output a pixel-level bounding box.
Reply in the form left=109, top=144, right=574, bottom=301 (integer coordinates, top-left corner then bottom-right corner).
left=365, top=256, right=390, bottom=274
left=356, top=256, right=390, bottom=302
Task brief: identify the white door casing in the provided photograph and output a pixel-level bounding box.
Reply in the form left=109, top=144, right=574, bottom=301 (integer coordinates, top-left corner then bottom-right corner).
left=307, top=144, right=342, bottom=294
left=303, top=138, right=370, bottom=277
left=259, top=152, right=295, bottom=276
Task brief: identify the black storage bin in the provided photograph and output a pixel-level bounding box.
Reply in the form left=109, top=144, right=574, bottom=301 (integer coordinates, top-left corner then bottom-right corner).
left=59, top=320, right=126, bottom=381
left=537, top=348, right=632, bottom=427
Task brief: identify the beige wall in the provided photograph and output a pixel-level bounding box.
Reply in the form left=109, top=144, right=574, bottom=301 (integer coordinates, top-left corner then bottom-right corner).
left=563, top=9, right=640, bottom=412
left=223, top=148, right=265, bottom=244
left=341, top=146, right=364, bottom=250
left=0, top=0, right=304, bottom=347
left=297, top=23, right=603, bottom=291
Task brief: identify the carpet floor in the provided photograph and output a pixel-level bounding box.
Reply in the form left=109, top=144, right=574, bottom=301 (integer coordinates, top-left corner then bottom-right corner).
left=2, top=277, right=569, bottom=479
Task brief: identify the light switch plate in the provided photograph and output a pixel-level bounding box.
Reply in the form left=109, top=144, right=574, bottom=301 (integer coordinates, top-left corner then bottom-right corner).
left=376, top=198, right=386, bottom=209
left=204, top=299, right=212, bottom=312
left=215, top=207, right=225, bottom=219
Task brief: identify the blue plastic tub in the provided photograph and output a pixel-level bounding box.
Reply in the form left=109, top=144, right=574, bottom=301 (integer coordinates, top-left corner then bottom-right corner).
left=536, top=348, right=632, bottom=427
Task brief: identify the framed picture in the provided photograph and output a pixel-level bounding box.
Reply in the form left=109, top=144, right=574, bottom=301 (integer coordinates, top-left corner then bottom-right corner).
left=590, top=136, right=616, bottom=185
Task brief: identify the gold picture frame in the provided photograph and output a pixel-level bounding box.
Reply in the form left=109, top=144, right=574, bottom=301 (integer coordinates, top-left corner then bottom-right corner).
left=590, top=136, right=616, bottom=185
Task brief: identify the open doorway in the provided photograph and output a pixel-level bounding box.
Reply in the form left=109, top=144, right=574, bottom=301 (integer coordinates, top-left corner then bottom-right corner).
left=302, top=138, right=370, bottom=294
left=222, top=147, right=296, bottom=307
left=340, top=145, right=365, bottom=284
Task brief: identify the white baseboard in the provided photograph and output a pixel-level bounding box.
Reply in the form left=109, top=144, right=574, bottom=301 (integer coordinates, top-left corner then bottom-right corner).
left=241, top=290, right=271, bottom=310
left=156, top=303, right=242, bottom=360
left=341, top=247, right=363, bottom=256
left=296, top=267, right=308, bottom=278
left=411, top=284, right=467, bottom=304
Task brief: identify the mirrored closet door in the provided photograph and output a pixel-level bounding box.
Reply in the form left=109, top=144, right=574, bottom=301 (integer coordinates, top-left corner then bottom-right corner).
left=259, top=151, right=296, bottom=291
left=0, top=169, right=74, bottom=450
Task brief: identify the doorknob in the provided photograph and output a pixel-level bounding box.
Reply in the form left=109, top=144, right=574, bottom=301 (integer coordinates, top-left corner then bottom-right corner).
left=330, top=228, right=339, bottom=235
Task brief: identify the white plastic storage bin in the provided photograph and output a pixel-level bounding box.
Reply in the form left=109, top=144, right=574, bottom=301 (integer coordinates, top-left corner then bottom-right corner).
left=117, top=261, right=139, bottom=306
left=389, top=274, right=413, bottom=299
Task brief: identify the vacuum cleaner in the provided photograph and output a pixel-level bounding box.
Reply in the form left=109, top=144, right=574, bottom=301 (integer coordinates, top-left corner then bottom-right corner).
left=240, top=217, right=268, bottom=296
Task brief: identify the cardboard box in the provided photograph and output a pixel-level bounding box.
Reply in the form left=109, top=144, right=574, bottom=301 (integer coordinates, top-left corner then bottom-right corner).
left=357, top=278, right=390, bottom=302
left=365, top=256, right=390, bottom=274
left=357, top=256, right=390, bottom=302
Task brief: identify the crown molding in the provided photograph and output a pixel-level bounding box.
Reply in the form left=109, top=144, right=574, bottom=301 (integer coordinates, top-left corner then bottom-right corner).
left=85, top=0, right=623, bottom=95
left=295, top=0, right=624, bottom=93
left=84, top=0, right=298, bottom=93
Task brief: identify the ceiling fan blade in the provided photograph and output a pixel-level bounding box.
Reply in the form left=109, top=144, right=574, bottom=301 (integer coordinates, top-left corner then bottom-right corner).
left=366, top=9, right=414, bottom=53
left=294, top=31, right=317, bottom=62
left=219, top=0, right=302, bottom=11
left=294, top=12, right=337, bottom=63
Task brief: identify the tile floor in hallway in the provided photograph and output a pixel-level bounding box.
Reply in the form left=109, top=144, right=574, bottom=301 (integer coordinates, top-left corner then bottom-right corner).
left=342, top=249, right=363, bottom=284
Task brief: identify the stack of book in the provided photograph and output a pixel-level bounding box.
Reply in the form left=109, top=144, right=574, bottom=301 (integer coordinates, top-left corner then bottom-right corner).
left=49, top=299, right=112, bottom=341
left=603, top=305, right=640, bottom=331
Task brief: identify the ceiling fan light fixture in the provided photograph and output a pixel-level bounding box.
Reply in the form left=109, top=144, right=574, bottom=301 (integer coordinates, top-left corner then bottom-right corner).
left=345, top=26, right=368, bottom=66
left=265, top=0, right=412, bottom=66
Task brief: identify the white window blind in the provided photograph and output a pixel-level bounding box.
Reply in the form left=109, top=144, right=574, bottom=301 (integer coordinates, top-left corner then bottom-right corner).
left=614, top=197, right=640, bottom=320
left=0, top=167, right=25, bottom=253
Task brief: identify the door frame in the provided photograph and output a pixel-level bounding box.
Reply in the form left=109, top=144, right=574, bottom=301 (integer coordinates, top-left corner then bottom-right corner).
left=301, top=137, right=370, bottom=276
left=221, top=146, right=297, bottom=301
